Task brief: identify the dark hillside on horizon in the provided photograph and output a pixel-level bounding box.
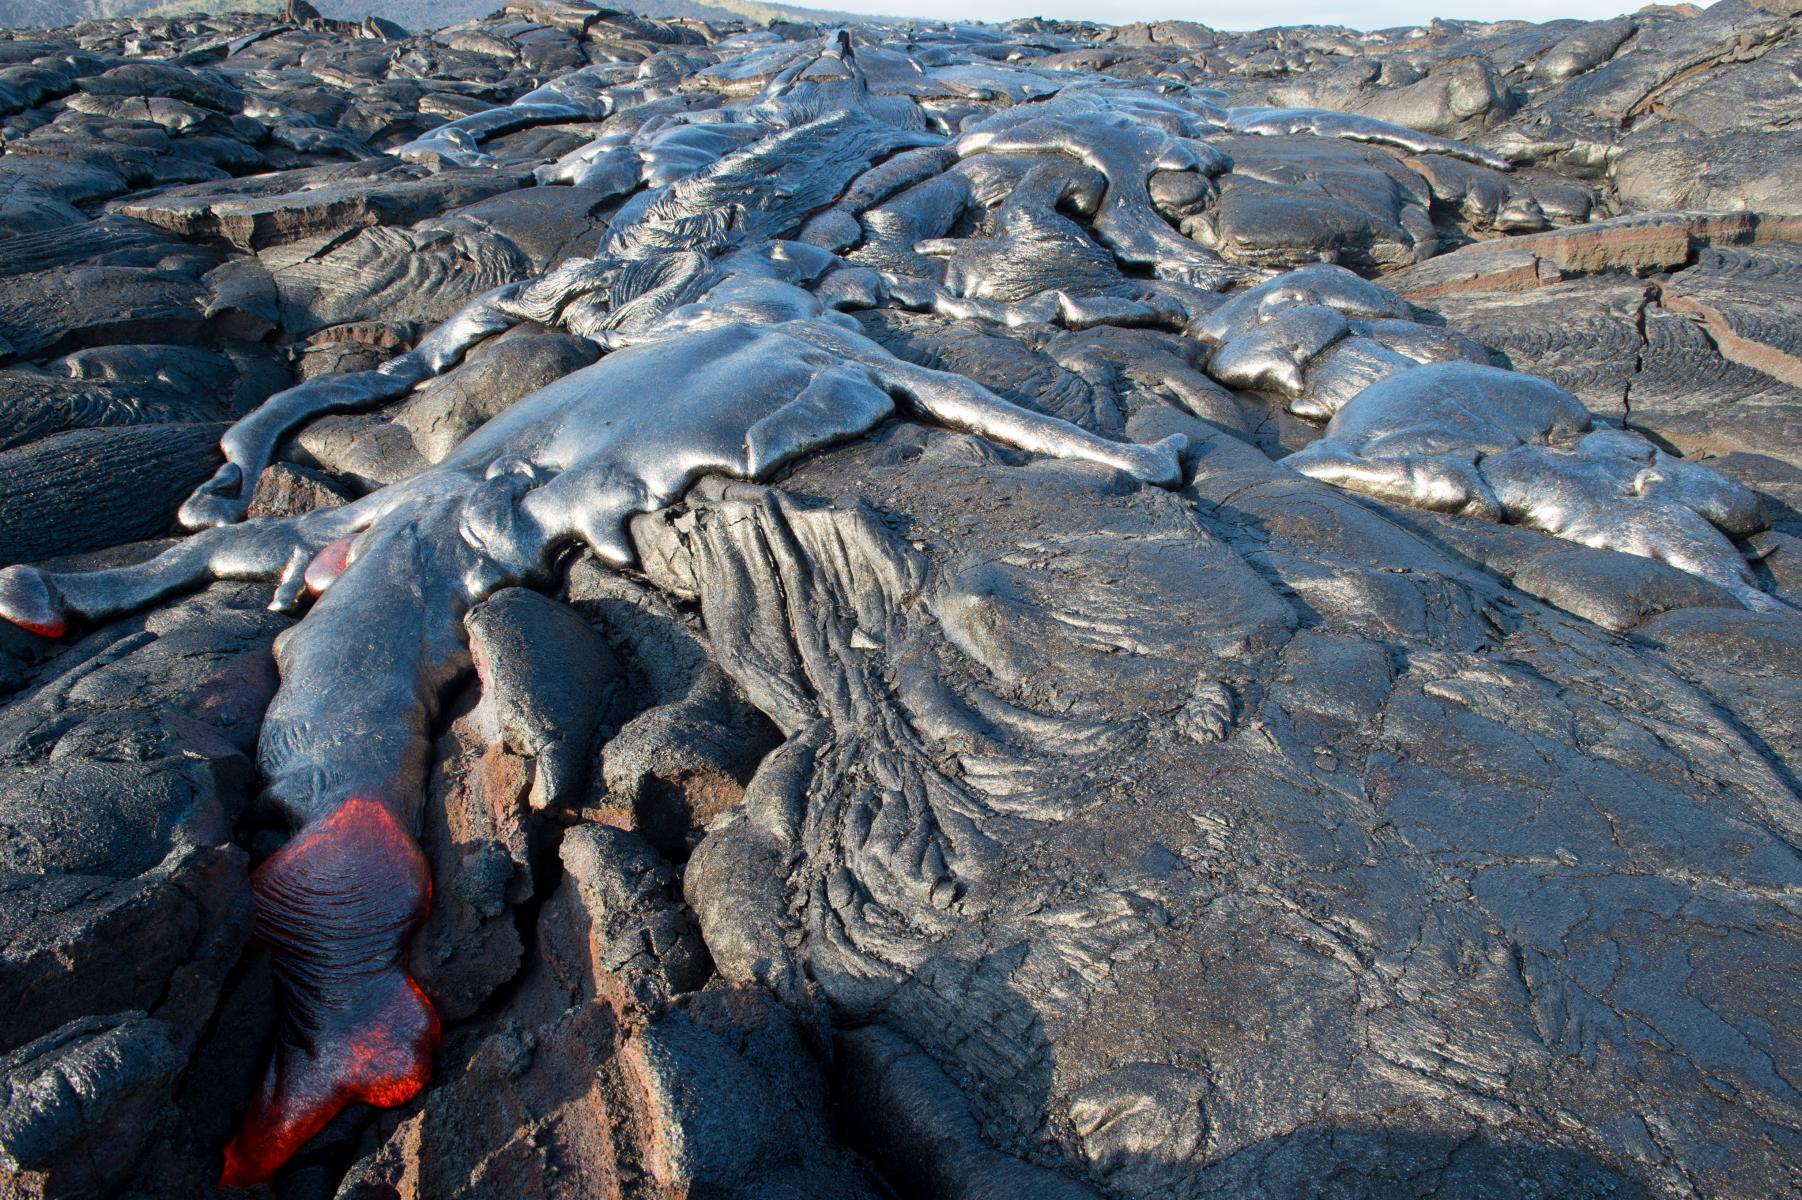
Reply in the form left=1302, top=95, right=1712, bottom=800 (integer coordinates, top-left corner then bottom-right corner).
left=0, top=0, right=892, bottom=30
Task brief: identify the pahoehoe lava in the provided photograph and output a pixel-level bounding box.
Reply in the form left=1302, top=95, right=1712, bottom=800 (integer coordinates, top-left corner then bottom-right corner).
left=0, top=3, right=1799, bottom=1199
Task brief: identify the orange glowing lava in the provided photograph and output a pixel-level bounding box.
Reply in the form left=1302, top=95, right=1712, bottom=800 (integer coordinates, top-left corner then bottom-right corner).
left=303, top=536, right=355, bottom=597
left=219, top=796, right=438, bottom=1187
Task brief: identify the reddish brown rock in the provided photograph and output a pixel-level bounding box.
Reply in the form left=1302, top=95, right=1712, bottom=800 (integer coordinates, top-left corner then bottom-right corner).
left=1381, top=244, right=1552, bottom=300
left=118, top=168, right=532, bottom=253
left=1387, top=210, right=1802, bottom=299
left=406, top=697, right=533, bottom=1025
left=245, top=461, right=353, bottom=519
left=1660, top=243, right=1802, bottom=389
left=341, top=825, right=871, bottom=1200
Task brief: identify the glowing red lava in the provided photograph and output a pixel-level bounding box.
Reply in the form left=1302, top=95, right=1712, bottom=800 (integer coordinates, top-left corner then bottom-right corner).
left=303, top=536, right=355, bottom=597
left=220, top=797, right=438, bottom=1187
left=9, top=613, right=64, bottom=638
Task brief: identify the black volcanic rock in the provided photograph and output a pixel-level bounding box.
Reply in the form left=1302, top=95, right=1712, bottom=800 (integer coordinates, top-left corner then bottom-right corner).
left=0, top=1013, right=185, bottom=1198
left=0, top=423, right=226, bottom=564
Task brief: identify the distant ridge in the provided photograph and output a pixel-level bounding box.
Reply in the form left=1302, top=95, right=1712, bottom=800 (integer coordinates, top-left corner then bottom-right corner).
left=0, top=0, right=899, bottom=29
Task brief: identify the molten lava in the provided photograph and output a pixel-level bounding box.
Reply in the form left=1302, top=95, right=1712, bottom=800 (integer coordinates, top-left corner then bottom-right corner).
left=303, top=536, right=355, bottom=597
left=220, top=797, right=438, bottom=1187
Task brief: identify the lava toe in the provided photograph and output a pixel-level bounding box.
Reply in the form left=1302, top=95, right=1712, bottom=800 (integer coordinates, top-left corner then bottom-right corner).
left=220, top=797, right=438, bottom=1186
left=0, top=566, right=66, bottom=638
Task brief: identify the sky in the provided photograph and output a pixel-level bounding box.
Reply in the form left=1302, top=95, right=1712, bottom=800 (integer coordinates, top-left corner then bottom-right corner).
left=821, top=0, right=1689, bottom=31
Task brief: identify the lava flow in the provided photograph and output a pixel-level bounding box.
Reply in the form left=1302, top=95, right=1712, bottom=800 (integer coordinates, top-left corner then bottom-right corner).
left=220, top=797, right=439, bottom=1187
